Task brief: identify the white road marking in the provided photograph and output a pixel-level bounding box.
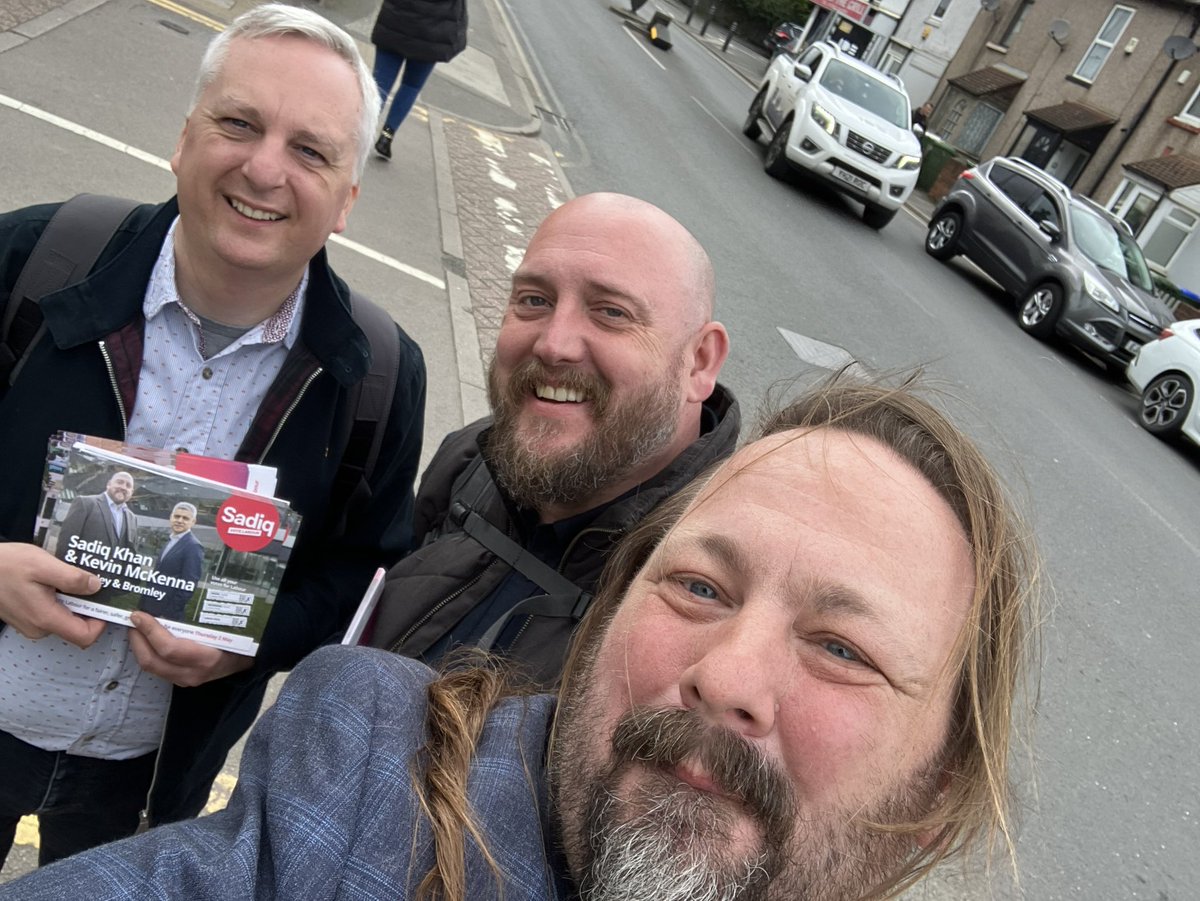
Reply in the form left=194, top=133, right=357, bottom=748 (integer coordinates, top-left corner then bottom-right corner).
left=622, top=24, right=667, bottom=70
left=776, top=327, right=860, bottom=371
left=692, top=97, right=757, bottom=156
left=0, top=92, right=446, bottom=291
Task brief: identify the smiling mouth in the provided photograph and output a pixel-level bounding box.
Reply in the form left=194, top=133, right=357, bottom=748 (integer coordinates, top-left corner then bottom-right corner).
left=227, top=197, right=284, bottom=222
left=535, top=384, right=587, bottom=403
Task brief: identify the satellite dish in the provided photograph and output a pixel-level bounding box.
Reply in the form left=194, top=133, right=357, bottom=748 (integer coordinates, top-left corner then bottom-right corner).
left=1048, top=19, right=1071, bottom=44
left=1163, top=35, right=1198, bottom=61
left=980, top=0, right=1000, bottom=10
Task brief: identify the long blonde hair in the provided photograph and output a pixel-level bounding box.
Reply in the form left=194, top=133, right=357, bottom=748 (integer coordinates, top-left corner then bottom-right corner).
left=419, top=371, right=1040, bottom=899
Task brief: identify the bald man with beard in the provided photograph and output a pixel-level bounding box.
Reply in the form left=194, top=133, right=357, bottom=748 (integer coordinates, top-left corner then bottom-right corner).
left=367, top=193, right=740, bottom=686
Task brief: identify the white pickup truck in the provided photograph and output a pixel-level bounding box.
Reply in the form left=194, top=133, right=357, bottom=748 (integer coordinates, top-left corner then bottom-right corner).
left=744, top=42, right=923, bottom=229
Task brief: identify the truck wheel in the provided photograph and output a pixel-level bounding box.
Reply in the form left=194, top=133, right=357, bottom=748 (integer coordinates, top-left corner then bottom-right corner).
left=764, top=118, right=792, bottom=179
left=743, top=87, right=766, bottom=140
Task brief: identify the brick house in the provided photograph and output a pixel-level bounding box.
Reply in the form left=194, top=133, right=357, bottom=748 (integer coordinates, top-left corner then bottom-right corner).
left=925, top=0, right=1200, bottom=293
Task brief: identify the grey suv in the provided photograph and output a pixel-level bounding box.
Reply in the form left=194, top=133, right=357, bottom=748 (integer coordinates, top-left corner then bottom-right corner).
left=925, top=157, right=1172, bottom=371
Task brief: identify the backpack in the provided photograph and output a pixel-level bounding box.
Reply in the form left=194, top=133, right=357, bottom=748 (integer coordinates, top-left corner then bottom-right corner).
left=0, top=193, right=400, bottom=526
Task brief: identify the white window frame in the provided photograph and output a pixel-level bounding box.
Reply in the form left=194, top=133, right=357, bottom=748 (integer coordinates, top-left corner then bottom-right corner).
left=1180, top=82, right=1200, bottom=126
left=1107, top=177, right=1162, bottom=236
left=880, top=42, right=909, bottom=76
left=931, top=0, right=952, bottom=20
left=1072, top=5, right=1135, bottom=84
left=1142, top=203, right=1199, bottom=269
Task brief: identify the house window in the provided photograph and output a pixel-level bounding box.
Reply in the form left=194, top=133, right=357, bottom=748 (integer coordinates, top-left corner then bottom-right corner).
left=957, top=103, right=1004, bottom=156
left=998, top=0, right=1035, bottom=49
left=1143, top=206, right=1198, bottom=268
left=941, top=98, right=968, bottom=136
left=1109, top=179, right=1161, bottom=235
left=880, top=43, right=909, bottom=76
left=1181, top=83, right=1200, bottom=126
left=932, top=0, right=952, bottom=19
left=1073, top=5, right=1134, bottom=83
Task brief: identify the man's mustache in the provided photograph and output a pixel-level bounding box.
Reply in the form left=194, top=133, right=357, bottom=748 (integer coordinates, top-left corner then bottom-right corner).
left=609, top=707, right=794, bottom=836
left=505, top=360, right=611, bottom=416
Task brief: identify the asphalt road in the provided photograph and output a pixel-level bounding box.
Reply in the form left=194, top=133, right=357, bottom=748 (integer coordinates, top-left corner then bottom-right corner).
left=506, top=0, right=1200, bottom=897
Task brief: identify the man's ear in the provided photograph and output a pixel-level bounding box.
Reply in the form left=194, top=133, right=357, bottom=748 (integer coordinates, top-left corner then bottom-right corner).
left=685, top=321, right=730, bottom=403
left=170, top=119, right=189, bottom=176
left=332, top=183, right=360, bottom=235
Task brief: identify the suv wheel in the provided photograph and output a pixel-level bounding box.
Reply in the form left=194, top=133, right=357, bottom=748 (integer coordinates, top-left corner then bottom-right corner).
left=863, top=204, right=896, bottom=230
left=1139, top=373, right=1193, bottom=439
left=764, top=118, right=792, bottom=179
left=925, top=210, right=961, bottom=260
left=1018, top=282, right=1062, bottom=340
left=743, top=87, right=766, bottom=141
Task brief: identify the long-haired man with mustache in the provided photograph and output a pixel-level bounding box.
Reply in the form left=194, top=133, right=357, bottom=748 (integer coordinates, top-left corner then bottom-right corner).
left=367, top=193, right=738, bottom=685
left=2, top=374, right=1039, bottom=901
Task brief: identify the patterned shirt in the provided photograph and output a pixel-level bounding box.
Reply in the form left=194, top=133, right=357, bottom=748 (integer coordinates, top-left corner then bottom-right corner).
left=0, top=218, right=306, bottom=759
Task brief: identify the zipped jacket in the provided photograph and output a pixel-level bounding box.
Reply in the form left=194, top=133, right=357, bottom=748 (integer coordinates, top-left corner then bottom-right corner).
left=0, top=198, right=427, bottom=825
left=369, top=385, right=740, bottom=686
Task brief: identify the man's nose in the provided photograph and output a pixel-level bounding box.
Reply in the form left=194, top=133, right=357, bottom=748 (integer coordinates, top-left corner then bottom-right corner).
left=240, top=138, right=288, bottom=190
left=679, top=617, right=782, bottom=739
left=531, top=301, right=586, bottom=365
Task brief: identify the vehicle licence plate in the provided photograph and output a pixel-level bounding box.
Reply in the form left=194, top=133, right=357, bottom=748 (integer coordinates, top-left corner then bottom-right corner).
left=1124, top=339, right=1141, bottom=354
left=831, top=167, right=870, bottom=192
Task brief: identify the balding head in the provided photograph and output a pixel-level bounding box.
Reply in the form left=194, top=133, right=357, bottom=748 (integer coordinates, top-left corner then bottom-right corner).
left=488, top=193, right=730, bottom=522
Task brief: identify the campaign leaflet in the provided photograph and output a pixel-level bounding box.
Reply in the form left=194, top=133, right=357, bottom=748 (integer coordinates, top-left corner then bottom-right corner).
left=40, top=436, right=300, bottom=657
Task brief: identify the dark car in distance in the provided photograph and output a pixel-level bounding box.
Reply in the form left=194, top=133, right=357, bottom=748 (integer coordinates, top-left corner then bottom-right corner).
left=925, top=156, right=1172, bottom=372
left=762, top=22, right=803, bottom=55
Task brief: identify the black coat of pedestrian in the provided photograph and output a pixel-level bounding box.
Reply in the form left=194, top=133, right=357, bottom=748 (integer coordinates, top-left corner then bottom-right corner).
left=371, top=0, right=468, bottom=63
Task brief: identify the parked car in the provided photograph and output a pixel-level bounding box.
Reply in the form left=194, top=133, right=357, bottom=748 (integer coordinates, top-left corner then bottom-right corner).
left=762, top=22, right=803, bottom=55
left=1127, top=319, right=1200, bottom=447
left=925, top=156, right=1173, bottom=371
left=743, top=41, right=921, bottom=230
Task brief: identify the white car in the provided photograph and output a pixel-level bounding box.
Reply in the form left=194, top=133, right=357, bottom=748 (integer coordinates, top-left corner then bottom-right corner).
left=1126, top=318, right=1200, bottom=447
left=743, top=41, right=922, bottom=229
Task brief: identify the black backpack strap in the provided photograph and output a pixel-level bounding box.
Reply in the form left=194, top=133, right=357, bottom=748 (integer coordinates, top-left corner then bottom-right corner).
left=446, top=468, right=593, bottom=650
left=1, top=194, right=140, bottom=386
left=328, top=292, right=402, bottom=535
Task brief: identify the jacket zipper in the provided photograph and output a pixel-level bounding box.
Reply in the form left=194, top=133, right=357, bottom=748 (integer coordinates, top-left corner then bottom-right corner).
left=258, top=367, right=324, bottom=463
left=390, top=562, right=497, bottom=653
left=136, top=695, right=173, bottom=832
left=98, top=341, right=128, bottom=435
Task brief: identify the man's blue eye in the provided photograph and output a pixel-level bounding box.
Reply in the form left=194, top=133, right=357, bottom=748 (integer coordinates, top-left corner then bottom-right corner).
left=824, top=641, right=859, bottom=662
left=686, top=580, right=718, bottom=600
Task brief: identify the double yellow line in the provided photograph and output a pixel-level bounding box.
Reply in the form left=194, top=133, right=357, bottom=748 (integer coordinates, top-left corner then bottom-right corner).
left=145, top=0, right=225, bottom=32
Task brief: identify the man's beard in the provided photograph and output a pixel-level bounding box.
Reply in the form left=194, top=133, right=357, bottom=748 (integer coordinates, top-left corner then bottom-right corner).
left=486, top=358, right=683, bottom=512
left=552, top=703, right=942, bottom=901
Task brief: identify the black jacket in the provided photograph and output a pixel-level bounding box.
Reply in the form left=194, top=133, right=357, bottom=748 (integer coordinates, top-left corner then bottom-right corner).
left=0, top=198, right=427, bottom=824
left=371, top=0, right=468, bottom=63
left=369, top=385, right=740, bottom=686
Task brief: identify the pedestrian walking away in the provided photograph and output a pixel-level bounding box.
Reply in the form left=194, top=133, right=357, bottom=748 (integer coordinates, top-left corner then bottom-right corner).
left=370, top=0, right=469, bottom=159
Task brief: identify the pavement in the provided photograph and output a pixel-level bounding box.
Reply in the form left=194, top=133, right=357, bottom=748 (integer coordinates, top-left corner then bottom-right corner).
left=0, top=0, right=935, bottom=880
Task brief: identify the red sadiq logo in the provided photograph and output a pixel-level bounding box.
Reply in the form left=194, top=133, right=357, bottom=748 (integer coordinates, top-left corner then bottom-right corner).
left=216, top=496, right=279, bottom=552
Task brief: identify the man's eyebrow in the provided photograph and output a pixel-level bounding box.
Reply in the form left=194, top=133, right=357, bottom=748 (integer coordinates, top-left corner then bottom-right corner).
left=693, top=532, right=755, bottom=580
left=694, top=532, right=880, bottom=621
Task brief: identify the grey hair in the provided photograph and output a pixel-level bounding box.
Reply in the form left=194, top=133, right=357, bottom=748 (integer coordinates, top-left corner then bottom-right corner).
left=171, top=502, right=198, bottom=518
left=190, top=3, right=380, bottom=181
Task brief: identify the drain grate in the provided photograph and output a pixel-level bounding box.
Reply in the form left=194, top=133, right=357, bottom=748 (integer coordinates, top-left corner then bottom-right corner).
left=535, top=106, right=572, bottom=131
